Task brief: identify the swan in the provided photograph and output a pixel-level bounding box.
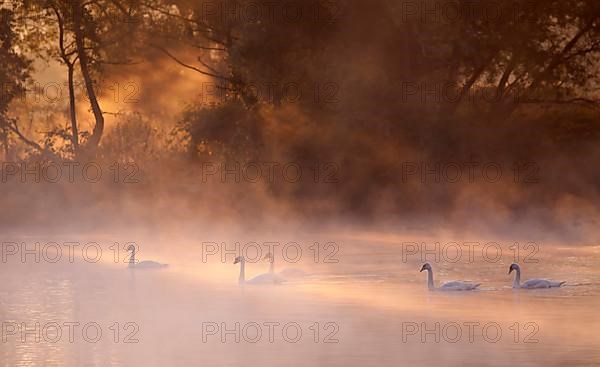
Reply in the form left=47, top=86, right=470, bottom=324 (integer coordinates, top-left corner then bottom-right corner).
left=508, top=263, right=565, bottom=289
left=127, top=245, right=168, bottom=269
left=264, top=252, right=308, bottom=278
left=233, top=256, right=285, bottom=285
left=420, top=263, right=480, bottom=291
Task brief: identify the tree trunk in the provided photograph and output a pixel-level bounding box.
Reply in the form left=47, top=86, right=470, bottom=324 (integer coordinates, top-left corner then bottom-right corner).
left=53, top=4, right=80, bottom=156
left=72, top=0, right=104, bottom=153
left=445, top=60, right=489, bottom=116
left=67, top=63, right=79, bottom=153
left=0, top=119, right=9, bottom=160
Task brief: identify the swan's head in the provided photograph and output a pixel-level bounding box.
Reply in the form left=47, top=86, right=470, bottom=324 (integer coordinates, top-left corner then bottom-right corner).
left=126, top=244, right=136, bottom=252
left=420, top=263, right=432, bottom=272
left=263, top=252, right=273, bottom=261
left=233, top=256, right=244, bottom=264
left=508, top=263, right=520, bottom=274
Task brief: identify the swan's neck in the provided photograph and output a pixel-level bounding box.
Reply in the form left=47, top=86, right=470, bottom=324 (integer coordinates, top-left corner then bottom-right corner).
left=239, top=260, right=246, bottom=284
left=128, top=250, right=135, bottom=268
left=269, top=258, right=274, bottom=274
left=426, top=270, right=435, bottom=290
left=513, top=268, right=521, bottom=288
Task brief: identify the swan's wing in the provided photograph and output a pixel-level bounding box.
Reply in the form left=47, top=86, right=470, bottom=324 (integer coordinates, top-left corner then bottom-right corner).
left=279, top=268, right=308, bottom=278
left=440, top=281, right=480, bottom=291
left=522, top=279, right=564, bottom=289
left=270, top=273, right=287, bottom=283
left=246, top=273, right=285, bottom=284
left=134, top=261, right=167, bottom=269
left=521, top=279, right=547, bottom=288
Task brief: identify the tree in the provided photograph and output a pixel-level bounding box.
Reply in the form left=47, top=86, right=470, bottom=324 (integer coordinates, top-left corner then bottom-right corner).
left=0, top=8, right=30, bottom=159
left=143, top=0, right=339, bottom=108
left=7, top=0, right=144, bottom=158
left=396, top=0, right=600, bottom=120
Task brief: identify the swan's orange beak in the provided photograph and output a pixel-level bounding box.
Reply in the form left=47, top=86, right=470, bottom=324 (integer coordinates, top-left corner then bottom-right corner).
left=419, top=265, right=426, bottom=272
left=508, top=267, right=514, bottom=274
left=233, top=258, right=240, bottom=264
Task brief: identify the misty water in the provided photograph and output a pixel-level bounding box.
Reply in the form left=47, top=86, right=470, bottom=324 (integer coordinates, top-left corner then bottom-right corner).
left=1, top=231, right=599, bottom=367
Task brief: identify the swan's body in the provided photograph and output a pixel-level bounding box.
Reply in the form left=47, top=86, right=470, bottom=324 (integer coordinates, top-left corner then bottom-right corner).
left=127, top=246, right=168, bottom=269
left=234, top=256, right=284, bottom=285
left=420, top=263, right=480, bottom=291
left=279, top=268, right=308, bottom=278
left=246, top=272, right=283, bottom=284
left=509, top=263, right=565, bottom=289
left=264, top=252, right=307, bottom=279
left=438, top=280, right=480, bottom=291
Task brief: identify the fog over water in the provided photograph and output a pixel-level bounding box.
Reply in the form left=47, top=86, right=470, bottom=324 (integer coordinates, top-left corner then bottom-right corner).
left=1, top=228, right=599, bottom=367
left=2, top=0, right=600, bottom=366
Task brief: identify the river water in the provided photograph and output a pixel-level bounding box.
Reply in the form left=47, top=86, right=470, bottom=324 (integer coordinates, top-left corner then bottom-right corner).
left=1, top=231, right=599, bottom=366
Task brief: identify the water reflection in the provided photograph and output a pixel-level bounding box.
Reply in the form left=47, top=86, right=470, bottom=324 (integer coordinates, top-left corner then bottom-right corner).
left=0, top=237, right=599, bottom=367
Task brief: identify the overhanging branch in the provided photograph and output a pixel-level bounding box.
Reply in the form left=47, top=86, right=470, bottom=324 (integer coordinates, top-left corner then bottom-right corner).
left=149, top=43, right=235, bottom=83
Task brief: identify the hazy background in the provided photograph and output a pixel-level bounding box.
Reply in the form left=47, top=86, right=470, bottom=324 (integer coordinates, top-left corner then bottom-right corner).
left=0, top=1, right=598, bottom=242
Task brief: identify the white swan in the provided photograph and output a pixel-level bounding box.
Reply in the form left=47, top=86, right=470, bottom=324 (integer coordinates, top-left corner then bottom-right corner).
left=264, top=252, right=308, bottom=278
left=127, top=245, right=168, bottom=269
left=508, top=263, right=565, bottom=289
left=233, top=256, right=284, bottom=285
left=420, top=263, right=480, bottom=291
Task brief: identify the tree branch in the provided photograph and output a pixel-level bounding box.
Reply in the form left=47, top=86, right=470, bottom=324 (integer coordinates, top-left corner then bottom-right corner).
left=517, top=97, right=600, bottom=110
left=528, top=17, right=599, bottom=91
left=149, top=43, right=235, bottom=83
left=6, top=118, right=46, bottom=153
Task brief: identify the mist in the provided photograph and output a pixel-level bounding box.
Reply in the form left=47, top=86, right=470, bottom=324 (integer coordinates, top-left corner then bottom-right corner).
left=1, top=0, right=600, bottom=366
